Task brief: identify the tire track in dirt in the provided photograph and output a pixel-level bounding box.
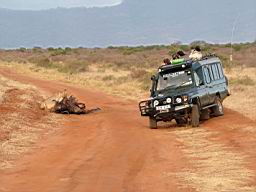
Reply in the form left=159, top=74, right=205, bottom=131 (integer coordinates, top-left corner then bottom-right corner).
left=169, top=111, right=256, bottom=192
left=0, top=68, right=189, bottom=192
left=172, top=128, right=255, bottom=191
left=0, top=67, right=256, bottom=192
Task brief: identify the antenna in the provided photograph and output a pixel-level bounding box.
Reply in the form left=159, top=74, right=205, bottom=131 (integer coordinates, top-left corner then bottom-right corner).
left=230, top=13, right=240, bottom=65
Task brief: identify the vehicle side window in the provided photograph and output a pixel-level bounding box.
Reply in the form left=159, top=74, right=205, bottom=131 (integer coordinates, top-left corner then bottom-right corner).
left=203, top=67, right=211, bottom=84
left=194, top=72, right=200, bottom=86
left=194, top=68, right=204, bottom=86
left=211, top=64, right=219, bottom=80
left=214, top=64, right=220, bottom=79
left=217, top=63, right=224, bottom=78
left=208, top=65, right=214, bottom=81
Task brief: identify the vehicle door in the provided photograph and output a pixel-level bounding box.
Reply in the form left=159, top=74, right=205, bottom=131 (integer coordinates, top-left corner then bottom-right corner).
left=200, top=66, right=213, bottom=105
left=194, top=67, right=210, bottom=106
left=208, top=64, right=220, bottom=104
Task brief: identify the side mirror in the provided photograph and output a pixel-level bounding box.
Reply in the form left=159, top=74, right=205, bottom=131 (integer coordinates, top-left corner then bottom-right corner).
left=151, top=75, right=156, bottom=81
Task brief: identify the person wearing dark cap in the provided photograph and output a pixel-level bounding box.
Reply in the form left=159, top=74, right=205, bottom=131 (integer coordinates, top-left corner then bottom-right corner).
left=170, top=50, right=186, bottom=65
left=189, top=46, right=203, bottom=60
left=163, top=58, right=171, bottom=65
left=172, top=50, right=186, bottom=60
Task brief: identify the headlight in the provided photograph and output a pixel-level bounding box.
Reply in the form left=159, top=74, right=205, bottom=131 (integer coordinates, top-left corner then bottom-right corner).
left=182, top=95, right=189, bottom=102
left=175, top=97, right=182, bottom=104
left=154, top=100, right=159, bottom=107
left=166, top=98, right=172, bottom=104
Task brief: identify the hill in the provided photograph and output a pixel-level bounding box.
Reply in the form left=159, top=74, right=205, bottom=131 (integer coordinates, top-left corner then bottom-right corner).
left=0, top=0, right=255, bottom=48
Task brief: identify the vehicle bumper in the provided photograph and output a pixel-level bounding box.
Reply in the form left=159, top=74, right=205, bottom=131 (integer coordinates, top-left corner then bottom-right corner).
left=139, top=101, right=192, bottom=118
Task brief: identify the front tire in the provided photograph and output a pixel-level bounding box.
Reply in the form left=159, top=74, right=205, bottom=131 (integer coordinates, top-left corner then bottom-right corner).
left=175, top=118, right=188, bottom=126
left=212, top=97, right=224, bottom=116
left=149, top=117, right=157, bottom=129
left=191, top=104, right=200, bottom=127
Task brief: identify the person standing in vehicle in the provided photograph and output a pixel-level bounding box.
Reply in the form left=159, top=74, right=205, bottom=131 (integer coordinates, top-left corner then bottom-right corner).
left=189, top=46, right=203, bottom=60
left=163, top=58, right=171, bottom=65
left=172, top=50, right=186, bottom=60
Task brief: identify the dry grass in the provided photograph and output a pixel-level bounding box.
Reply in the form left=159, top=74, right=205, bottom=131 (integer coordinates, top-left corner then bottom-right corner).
left=0, top=75, right=63, bottom=170
left=0, top=62, right=152, bottom=100
left=0, top=75, right=34, bottom=103
left=224, top=67, right=256, bottom=120
left=171, top=128, right=256, bottom=192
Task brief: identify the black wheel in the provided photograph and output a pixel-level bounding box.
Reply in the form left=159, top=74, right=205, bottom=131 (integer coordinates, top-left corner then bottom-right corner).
left=212, top=97, right=224, bottom=116
left=149, top=117, right=157, bottom=129
left=175, top=118, right=188, bottom=126
left=191, top=104, right=200, bottom=127
left=200, top=109, right=210, bottom=120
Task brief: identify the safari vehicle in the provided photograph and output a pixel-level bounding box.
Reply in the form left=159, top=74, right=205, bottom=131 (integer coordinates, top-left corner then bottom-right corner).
left=139, top=56, right=230, bottom=128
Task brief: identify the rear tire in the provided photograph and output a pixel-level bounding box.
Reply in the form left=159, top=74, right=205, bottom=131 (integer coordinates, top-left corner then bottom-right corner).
left=200, top=109, right=210, bottom=120
left=175, top=118, right=188, bottom=126
left=191, top=104, right=200, bottom=127
left=212, top=97, right=224, bottom=116
left=149, top=117, right=157, bottom=129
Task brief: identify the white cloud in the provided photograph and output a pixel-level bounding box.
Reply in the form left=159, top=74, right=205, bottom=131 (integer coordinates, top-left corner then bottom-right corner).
left=0, top=0, right=122, bottom=10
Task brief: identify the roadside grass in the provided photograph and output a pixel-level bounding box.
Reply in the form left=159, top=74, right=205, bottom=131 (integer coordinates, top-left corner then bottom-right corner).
left=172, top=128, right=256, bottom=192
left=0, top=75, right=63, bottom=170
left=0, top=62, right=153, bottom=100
left=229, top=76, right=255, bottom=86
left=224, top=67, right=256, bottom=120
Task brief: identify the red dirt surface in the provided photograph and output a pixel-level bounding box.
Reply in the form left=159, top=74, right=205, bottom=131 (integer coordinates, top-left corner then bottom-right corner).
left=0, top=68, right=255, bottom=192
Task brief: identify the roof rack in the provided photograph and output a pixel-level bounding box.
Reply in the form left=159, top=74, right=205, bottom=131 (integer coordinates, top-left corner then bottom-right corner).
left=159, top=53, right=219, bottom=71
left=200, top=53, right=218, bottom=61
left=159, top=59, right=193, bottom=72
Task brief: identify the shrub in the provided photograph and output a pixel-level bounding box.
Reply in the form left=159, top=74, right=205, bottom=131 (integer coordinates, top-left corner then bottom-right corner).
left=116, top=76, right=129, bottom=84
left=47, top=47, right=55, bottom=52
left=18, top=47, right=27, bottom=52
left=28, top=56, right=55, bottom=68
left=102, top=75, right=114, bottom=81
left=50, top=48, right=68, bottom=56
left=190, top=40, right=208, bottom=47
left=32, top=47, right=43, bottom=53
left=57, top=60, right=89, bottom=74
left=233, top=44, right=243, bottom=52
left=65, top=47, right=72, bottom=52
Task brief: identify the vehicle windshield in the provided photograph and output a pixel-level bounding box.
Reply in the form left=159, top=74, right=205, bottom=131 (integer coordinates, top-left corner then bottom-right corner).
left=157, top=70, right=193, bottom=91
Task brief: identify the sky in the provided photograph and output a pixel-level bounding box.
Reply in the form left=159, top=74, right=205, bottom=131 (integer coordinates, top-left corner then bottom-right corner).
left=0, top=0, right=122, bottom=10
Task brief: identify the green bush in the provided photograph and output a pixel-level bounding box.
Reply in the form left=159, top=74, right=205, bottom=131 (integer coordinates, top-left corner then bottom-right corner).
left=50, top=48, right=68, bottom=56
left=18, top=47, right=27, bottom=52
left=29, top=56, right=55, bottom=68
left=32, top=47, right=43, bottom=53
left=233, top=44, right=243, bottom=52
left=47, top=47, right=55, bottom=52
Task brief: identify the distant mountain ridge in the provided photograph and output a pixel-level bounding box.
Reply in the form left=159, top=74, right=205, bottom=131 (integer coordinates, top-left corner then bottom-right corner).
left=0, top=0, right=255, bottom=48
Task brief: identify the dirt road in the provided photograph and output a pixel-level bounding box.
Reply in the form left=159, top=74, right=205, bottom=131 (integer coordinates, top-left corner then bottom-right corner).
left=0, top=68, right=255, bottom=192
